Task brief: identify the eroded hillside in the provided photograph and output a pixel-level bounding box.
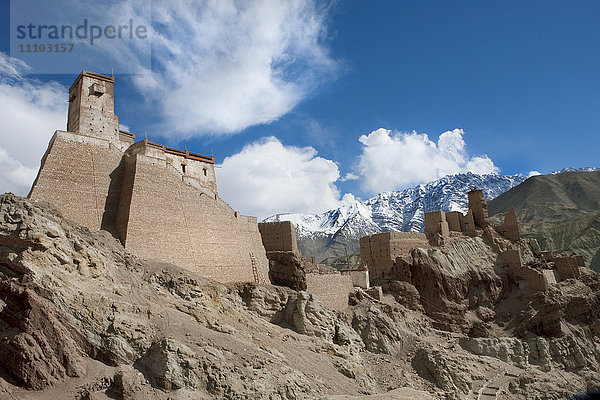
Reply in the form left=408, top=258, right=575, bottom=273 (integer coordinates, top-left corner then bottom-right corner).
left=0, top=194, right=599, bottom=399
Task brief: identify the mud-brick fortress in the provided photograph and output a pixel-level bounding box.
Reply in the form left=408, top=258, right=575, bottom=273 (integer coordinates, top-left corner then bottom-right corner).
left=361, top=189, right=583, bottom=291
left=28, top=71, right=270, bottom=284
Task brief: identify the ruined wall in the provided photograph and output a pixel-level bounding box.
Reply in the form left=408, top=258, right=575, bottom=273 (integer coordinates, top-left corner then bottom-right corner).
left=258, top=221, right=299, bottom=253
left=306, top=272, right=353, bottom=311
left=554, top=255, right=584, bottom=279
left=468, top=189, right=490, bottom=228
left=360, top=232, right=430, bottom=284
left=521, top=266, right=556, bottom=291
left=501, top=248, right=562, bottom=291
left=502, top=249, right=523, bottom=274
left=464, top=209, right=476, bottom=235
left=340, top=269, right=369, bottom=289
left=446, top=211, right=463, bottom=232
left=116, top=150, right=270, bottom=284
left=265, top=251, right=306, bottom=291
left=496, top=208, right=520, bottom=242
left=28, top=131, right=126, bottom=234
left=424, top=209, right=478, bottom=237
left=424, top=211, right=450, bottom=237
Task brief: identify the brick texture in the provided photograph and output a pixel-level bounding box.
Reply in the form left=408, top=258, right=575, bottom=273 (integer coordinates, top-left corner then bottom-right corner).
left=29, top=131, right=124, bottom=234
left=258, top=221, right=299, bottom=253
left=306, top=272, right=353, bottom=311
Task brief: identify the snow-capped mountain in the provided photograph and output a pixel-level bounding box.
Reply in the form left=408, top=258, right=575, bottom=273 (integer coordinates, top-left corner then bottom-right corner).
left=365, top=172, right=526, bottom=233
left=264, top=172, right=527, bottom=261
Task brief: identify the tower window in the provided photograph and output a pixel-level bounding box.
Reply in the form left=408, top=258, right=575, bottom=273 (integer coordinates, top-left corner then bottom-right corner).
left=203, top=168, right=207, bottom=176
left=181, top=164, right=186, bottom=173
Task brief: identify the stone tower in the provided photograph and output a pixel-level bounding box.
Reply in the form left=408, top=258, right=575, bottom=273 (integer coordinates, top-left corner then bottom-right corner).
left=467, top=189, right=490, bottom=228
left=67, top=71, right=120, bottom=142
left=29, top=71, right=271, bottom=285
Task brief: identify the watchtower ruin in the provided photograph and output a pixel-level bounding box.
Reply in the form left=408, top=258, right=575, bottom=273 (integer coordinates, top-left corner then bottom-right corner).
left=29, top=71, right=270, bottom=284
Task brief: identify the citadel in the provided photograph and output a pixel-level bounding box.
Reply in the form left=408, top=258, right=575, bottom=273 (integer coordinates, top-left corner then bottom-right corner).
left=28, top=71, right=585, bottom=310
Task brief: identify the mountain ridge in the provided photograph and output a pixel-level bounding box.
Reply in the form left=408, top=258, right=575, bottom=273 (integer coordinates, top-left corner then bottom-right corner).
left=488, top=170, right=600, bottom=271
left=266, top=168, right=600, bottom=263
left=265, top=172, right=528, bottom=261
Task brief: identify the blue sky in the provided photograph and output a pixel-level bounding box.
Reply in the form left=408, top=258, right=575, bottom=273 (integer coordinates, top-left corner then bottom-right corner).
left=0, top=1, right=599, bottom=219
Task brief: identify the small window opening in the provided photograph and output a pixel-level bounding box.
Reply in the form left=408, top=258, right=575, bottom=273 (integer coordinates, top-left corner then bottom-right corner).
left=181, top=164, right=186, bottom=174
left=203, top=168, right=207, bottom=176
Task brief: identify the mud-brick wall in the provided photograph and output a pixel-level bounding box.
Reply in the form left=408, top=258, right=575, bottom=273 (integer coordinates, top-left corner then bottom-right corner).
left=306, top=272, right=353, bottom=311
left=258, top=221, right=299, bottom=253
left=28, top=131, right=124, bottom=234
left=117, top=153, right=270, bottom=284
left=361, top=232, right=430, bottom=283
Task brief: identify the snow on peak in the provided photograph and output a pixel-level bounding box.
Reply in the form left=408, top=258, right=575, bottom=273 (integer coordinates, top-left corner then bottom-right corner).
left=264, top=172, right=527, bottom=239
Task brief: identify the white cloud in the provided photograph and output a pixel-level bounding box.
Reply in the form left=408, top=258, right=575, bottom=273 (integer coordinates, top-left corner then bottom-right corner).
left=341, top=172, right=359, bottom=182
left=0, top=53, right=67, bottom=195
left=216, top=137, right=341, bottom=219
left=131, top=0, right=339, bottom=137
left=528, top=170, right=541, bottom=177
left=357, top=128, right=499, bottom=194
left=0, top=149, right=38, bottom=195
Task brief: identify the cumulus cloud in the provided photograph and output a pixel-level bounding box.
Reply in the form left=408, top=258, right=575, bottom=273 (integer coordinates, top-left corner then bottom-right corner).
left=357, top=128, right=499, bottom=194
left=216, top=137, right=341, bottom=219
left=341, top=172, right=359, bottom=182
left=131, top=0, right=339, bottom=137
left=0, top=53, right=67, bottom=195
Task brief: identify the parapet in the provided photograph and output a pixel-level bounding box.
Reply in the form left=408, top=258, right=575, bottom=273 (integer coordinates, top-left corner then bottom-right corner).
left=118, top=130, right=135, bottom=145
left=124, top=139, right=218, bottom=195
left=69, top=70, right=115, bottom=90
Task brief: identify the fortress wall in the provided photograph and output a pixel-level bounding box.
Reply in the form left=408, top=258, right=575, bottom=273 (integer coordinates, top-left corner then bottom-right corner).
left=118, top=153, right=270, bottom=284
left=360, top=232, right=430, bottom=283
left=164, top=152, right=217, bottom=195
left=28, top=131, right=124, bottom=233
left=306, top=272, right=353, bottom=311
left=258, top=221, right=299, bottom=253
left=116, top=152, right=136, bottom=243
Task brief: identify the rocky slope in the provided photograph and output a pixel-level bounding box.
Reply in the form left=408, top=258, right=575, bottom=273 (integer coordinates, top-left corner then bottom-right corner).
left=489, top=171, right=600, bottom=271
left=1, top=193, right=600, bottom=399
left=266, top=172, right=526, bottom=262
